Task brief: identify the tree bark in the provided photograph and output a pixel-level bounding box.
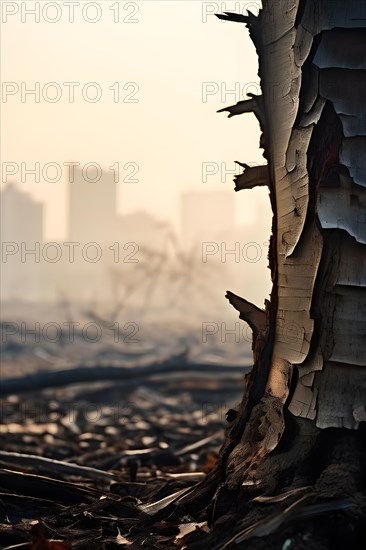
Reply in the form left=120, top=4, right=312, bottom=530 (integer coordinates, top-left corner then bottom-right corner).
left=177, top=0, right=366, bottom=519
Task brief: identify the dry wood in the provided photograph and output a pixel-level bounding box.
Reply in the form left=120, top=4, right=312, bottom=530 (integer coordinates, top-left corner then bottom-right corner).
left=0, top=451, right=119, bottom=482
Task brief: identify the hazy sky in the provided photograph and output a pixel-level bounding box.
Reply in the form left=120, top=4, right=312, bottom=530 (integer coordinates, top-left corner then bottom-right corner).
left=1, top=0, right=267, bottom=240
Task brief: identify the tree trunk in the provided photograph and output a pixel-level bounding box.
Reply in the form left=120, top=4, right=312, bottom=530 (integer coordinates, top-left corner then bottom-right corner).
left=177, top=0, right=366, bottom=520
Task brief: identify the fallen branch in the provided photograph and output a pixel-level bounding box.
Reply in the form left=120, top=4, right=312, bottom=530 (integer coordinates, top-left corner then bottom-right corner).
left=1, top=351, right=247, bottom=396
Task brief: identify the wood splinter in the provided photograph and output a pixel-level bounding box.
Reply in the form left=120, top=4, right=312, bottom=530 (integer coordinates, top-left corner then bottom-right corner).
left=215, top=11, right=257, bottom=26
left=234, top=162, right=269, bottom=191
left=217, top=94, right=265, bottom=126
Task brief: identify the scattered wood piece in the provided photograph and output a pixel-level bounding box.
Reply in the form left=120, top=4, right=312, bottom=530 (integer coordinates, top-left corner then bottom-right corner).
left=253, top=485, right=313, bottom=503
left=139, top=487, right=192, bottom=515
left=175, top=521, right=209, bottom=542
left=175, top=431, right=223, bottom=457
left=162, top=472, right=206, bottom=481
left=0, top=451, right=119, bottom=482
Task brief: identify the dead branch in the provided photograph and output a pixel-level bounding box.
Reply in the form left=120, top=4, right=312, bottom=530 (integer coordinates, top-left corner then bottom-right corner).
left=1, top=351, right=246, bottom=396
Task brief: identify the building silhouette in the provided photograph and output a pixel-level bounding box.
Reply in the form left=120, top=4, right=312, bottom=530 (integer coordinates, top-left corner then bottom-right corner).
left=1, top=183, right=43, bottom=300
left=0, top=177, right=187, bottom=306
left=68, top=166, right=117, bottom=244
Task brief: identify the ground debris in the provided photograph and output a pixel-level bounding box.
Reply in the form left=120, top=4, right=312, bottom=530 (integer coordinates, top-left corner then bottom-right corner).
left=1, top=376, right=365, bottom=549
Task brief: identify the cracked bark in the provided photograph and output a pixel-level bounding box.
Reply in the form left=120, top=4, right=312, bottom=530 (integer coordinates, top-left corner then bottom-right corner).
left=173, top=0, right=366, bottom=520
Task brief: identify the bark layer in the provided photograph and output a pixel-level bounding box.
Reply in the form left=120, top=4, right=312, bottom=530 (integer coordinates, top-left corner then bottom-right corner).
left=184, top=0, right=366, bottom=504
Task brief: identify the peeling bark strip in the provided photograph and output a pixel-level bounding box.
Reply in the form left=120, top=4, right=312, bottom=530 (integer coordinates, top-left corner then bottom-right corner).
left=225, top=291, right=266, bottom=336
left=207, top=0, right=366, bottom=491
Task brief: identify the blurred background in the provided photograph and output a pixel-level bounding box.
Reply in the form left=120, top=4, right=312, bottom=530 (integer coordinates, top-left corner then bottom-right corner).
left=1, top=0, right=270, bottom=372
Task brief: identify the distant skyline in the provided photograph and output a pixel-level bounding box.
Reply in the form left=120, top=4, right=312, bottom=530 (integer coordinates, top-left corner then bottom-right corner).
left=1, top=180, right=250, bottom=243
left=1, top=0, right=268, bottom=241
left=1, top=181, right=271, bottom=305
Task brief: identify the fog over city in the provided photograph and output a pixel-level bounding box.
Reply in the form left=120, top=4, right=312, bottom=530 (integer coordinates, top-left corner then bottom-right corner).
left=1, top=1, right=270, bottom=365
